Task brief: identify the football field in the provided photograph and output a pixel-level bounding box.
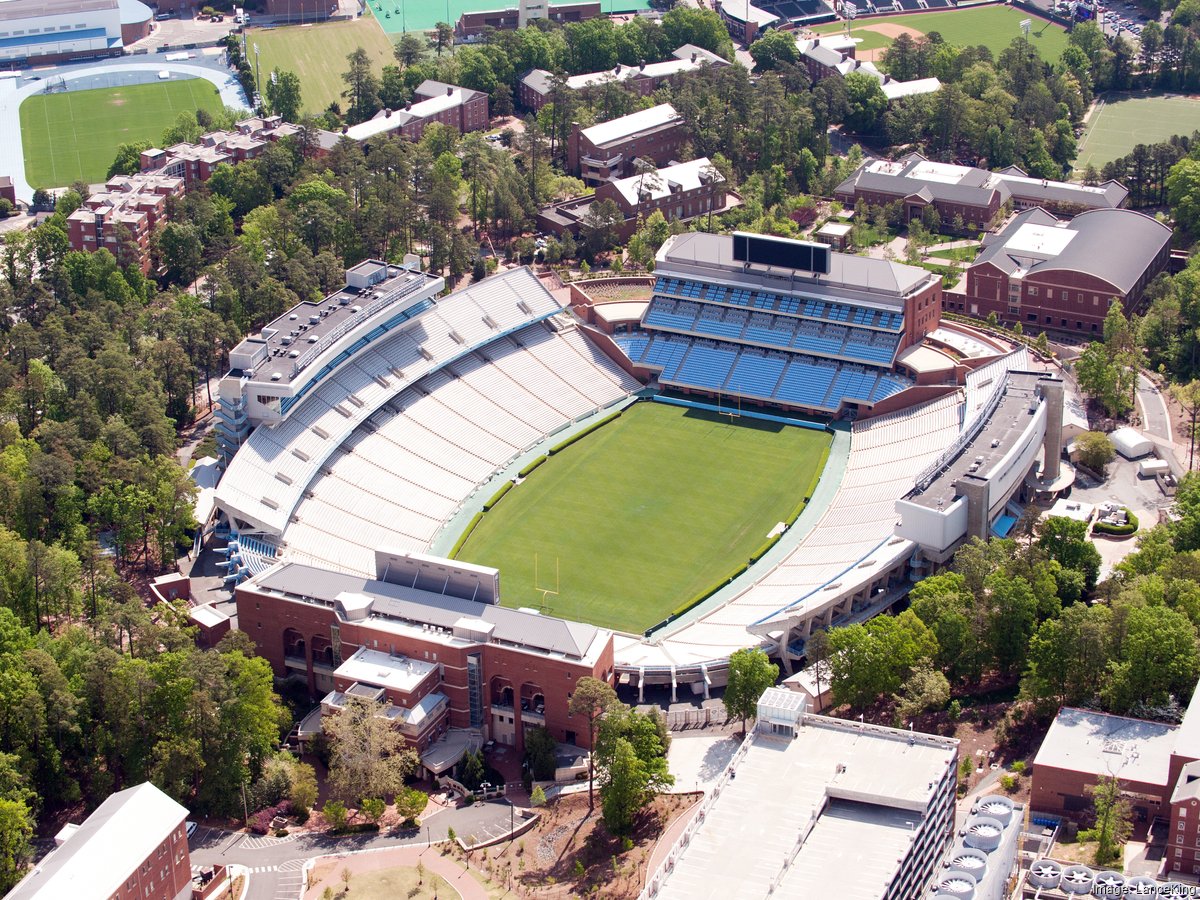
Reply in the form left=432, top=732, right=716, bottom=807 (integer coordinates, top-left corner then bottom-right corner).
left=812, top=6, right=1069, bottom=60
left=1074, top=92, right=1200, bottom=170
left=455, top=402, right=831, bottom=634
left=20, top=78, right=224, bottom=188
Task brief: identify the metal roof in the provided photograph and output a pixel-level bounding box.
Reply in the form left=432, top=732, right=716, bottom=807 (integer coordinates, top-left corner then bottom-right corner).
left=973, top=206, right=1171, bottom=294
left=6, top=783, right=186, bottom=900
left=579, top=103, right=682, bottom=149
left=253, top=562, right=604, bottom=660
left=0, top=0, right=116, bottom=19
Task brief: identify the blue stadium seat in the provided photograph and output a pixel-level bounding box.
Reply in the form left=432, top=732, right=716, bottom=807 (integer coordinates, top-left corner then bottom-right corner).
left=672, top=343, right=738, bottom=390
left=725, top=353, right=787, bottom=398
left=775, top=358, right=838, bottom=408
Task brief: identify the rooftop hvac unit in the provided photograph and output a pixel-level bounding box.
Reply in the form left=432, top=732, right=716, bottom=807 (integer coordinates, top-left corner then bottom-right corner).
left=945, top=847, right=988, bottom=877
left=934, top=869, right=976, bottom=900
left=972, top=795, right=1014, bottom=827
left=962, top=816, right=1003, bottom=852
left=1027, top=859, right=1062, bottom=890
left=1060, top=865, right=1094, bottom=894
left=1092, top=872, right=1125, bottom=896
left=1126, top=876, right=1158, bottom=895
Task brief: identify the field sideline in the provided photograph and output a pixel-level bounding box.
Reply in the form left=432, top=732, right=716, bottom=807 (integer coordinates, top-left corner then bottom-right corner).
left=1074, top=92, right=1200, bottom=170
left=248, top=18, right=399, bottom=115
left=812, top=6, right=1070, bottom=61
left=454, top=402, right=831, bottom=635
left=19, top=78, right=223, bottom=188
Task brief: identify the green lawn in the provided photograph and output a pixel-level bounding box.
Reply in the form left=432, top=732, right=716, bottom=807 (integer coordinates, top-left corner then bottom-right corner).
left=366, top=0, right=651, bottom=33
left=813, top=6, right=1070, bottom=60
left=455, top=402, right=831, bottom=634
left=1074, top=92, right=1200, bottom=171
left=20, top=79, right=224, bottom=188
left=248, top=19, right=399, bottom=114
left=928, top=244, right=980, bottom=262
left=326, top=866, right=451, bottom=899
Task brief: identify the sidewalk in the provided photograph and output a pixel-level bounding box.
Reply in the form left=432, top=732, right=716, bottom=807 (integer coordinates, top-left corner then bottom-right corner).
left=303, top=844, right=489, bottom=899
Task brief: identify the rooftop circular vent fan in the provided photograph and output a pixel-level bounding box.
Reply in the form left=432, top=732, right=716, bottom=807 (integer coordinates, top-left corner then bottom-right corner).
left=974, top=796, right=1014, bottom=826
left=949, top=848, right=988, bottom=873
left=935, top=869, right=976, bottom=900
left=1061, top=865, right=1094, bottom=894
left=962, top=816, right=1004, bottom=852
left=1027, top=860, right=1062, bottom=890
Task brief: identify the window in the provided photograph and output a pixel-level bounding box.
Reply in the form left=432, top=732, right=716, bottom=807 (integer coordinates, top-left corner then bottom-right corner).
left=1046, top=290, right=1054, bottom=300
left=1181, top=820, right=1187, bottom=831
left=1028, top=286, right=1039, bottom=297
left=1178, top=848, right=1184, bottom=857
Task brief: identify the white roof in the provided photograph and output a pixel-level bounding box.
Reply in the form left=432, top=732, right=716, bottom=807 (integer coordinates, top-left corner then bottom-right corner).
left=1110, top=426, right=1153, bottom=458
left=344, top=89, right=466, bottom=141
left=334, top=645, right=437, bottom=694
left=879, top=76, right=942, bottom=100
left=1033, top=707, right=1178, bottom=788
left=656, top=716, right=957, bottom=900
left=579, top=103, right=681, bottom=149
left=608, top=157, right=720, bottom=206
left=6, top=783, right=187, bottom=900
left=188, top=603, right=229, bottom=628
left=904, top=159, right=974, bottom=184
left=1004, top=221, right=1076, bottom=257
left=816, top=222, right=853, bottom=237
left=1044, top=499, right=1094, bottom=522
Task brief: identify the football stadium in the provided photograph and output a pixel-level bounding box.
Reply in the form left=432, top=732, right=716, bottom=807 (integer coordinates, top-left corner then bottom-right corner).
left=214, top=233, right=1066, bottom=718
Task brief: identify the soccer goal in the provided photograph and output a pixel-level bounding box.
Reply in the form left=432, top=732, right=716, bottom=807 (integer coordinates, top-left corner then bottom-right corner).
left=43, top=76, right=66, bottom=94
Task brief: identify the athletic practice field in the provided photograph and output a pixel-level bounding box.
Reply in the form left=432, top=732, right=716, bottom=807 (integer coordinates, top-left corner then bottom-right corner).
left=812, top=6, right=1069, bottom=61
left=455, top=402, right=831, bottom=634
left=248, top=19, right=399, bottom=114
left=366, top=0, right=650, bottom=34
left=1074, top=92, right=1200, bottom=170
left=20, top=79, right=223, bottom=188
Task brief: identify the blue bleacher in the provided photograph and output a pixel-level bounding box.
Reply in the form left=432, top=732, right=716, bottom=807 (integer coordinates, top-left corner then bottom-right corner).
left=614, top=332, right=650, bottom=363
left=830, top=367, right=878, bottom=402
left=641, top=336, right=691, bottom=378
left=871, top=374, right=911, bottom=402
left=672, top=343, right=738, bottom=390
left=695, top=311, right=744, bottom=340
left=725, top=353, right=787, bottom=398
left=791, top=325, right=845, bottom=357
left=842, top=328, right=898, bottom=365
left=776, top=358, right=838, bottom=408
left=745, top=316, right=796, bottom=348
left=645, top=300, right=699, bottom=332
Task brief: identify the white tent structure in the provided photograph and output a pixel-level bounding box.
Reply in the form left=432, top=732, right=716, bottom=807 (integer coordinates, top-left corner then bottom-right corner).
left=1110, top=426, right=1153, bottom=460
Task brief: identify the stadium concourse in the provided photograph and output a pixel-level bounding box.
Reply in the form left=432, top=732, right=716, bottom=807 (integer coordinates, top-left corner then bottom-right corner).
left=213, top=235, right=1059, bottom=710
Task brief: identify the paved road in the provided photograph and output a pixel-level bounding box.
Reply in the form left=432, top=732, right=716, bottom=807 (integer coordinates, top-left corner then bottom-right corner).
left=189, top=799, right=518, bottom=900
left=1137, top=373, right=1174, bottom=447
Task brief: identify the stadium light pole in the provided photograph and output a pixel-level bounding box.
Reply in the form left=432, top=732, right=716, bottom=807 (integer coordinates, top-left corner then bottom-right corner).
left=253, top=42, right=261, bottom=111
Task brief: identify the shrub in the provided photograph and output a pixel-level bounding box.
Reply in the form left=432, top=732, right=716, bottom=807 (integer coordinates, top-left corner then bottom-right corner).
left=275, top=828, right=288, bottom=837
left=450, top=512, right=484, bottom=557
left=518, top=455, right=547, bottom=478
left=530, top=785, right=547, bottom=808
left=482, top=480, right=513, bottom=511
left=1093, top=509, right=1138, bottom=536
left=547, top=410, right=623, bottom=454
left=574, top=859, right=585, bottom=877
left=620, top=836, right=634, bottom=853
left=1011, top=760, right=1027, bottom=775
left=1000, top=774, right=1019, bottom=793
left=322, top=800, right=348, bottom=832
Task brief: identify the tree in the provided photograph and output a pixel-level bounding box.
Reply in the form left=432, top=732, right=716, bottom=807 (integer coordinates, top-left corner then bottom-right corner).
left=1168, top=156, right=1200, bottom=236
left=107, top=141, right=152, bottom=179
left=0, top=798, right=32, bottom=894
left=265, top=69, right=302, bottom=123
left=722, top=647, right=778, bottom=736
left=1103, top=604, right=1200, bottom=713
left=360, top=796, right=385, bottom=824
left=530, top=784, right=546, bottom=807
left=342, top=47, right=381, bottom=125
left=578, top=198, right=624, bottom=260
left=1075, top=431, right=1117, bottom=474
left=323, top=799, right=348, bottom=830
left=324, top=696, right=419, bottom=803
left=595, top=706, right=673, bottom=836
left=749, top=30, right=800, bottom=70
left=395, top=33, right=425, bottom=68
left=568, top=677, right=617, bottom=808
left=1172, top=380, right=1200, bottom=471
left=524, top=726, right=558, bottom=781
left=395, top=786, right=426, bottom=825
left=1037, top=516, right=1102, bottom=595
left=1087, top=776, right=1132, bottom=866
left=431, top=22, right=454, bottom=57
left=842, top=72, right=887, bottom=134
left=893, top=663, right=950, bottom=723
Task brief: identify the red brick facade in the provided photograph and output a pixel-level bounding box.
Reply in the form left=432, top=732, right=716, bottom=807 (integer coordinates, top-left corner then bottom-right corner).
left=237, top=584, right=615, bottom=754
left=110, top=819, right=191, bottom=900
left=566, top=117, right=687, bottom=185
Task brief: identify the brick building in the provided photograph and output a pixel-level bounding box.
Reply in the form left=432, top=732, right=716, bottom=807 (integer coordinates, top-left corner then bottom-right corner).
left=7, top=782, right=191, bottom=900
left=538, top=157, right=738, bottom=240
left=236, top=550, right=615, bottom=770
left=566, top=103, right=687, bottom=185
left=947, top=207, right=1171, bottom=336
left=456, top=0, right=598, bottom=39
left=66, top=173, right=185, bottom=272
left=1032, top=686, right=1200, bottom=863
left=797, top=35, right=941, bottom=101
left=834, top=154, right=1129, bottom=228
left=0, top=176, right=15, bottom=207
left=518, top=44, right=728, bottom=111
left=139, top=115, right=332, bottom=188
left=343, top=80, right=489, bottom=143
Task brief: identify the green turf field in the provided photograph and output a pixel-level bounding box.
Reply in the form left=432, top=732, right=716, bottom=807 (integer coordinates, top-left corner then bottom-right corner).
left=813, top=6, right=1070, bottom=61
left=20, top=79, right=224, bottom=188
left=1074, top=92, right=1200, bottom=171
left=367, top=0, right=651, bottom=34
left=248, top=19, right=400, bottom=114
left=454, top=402, right=831, bottom=634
